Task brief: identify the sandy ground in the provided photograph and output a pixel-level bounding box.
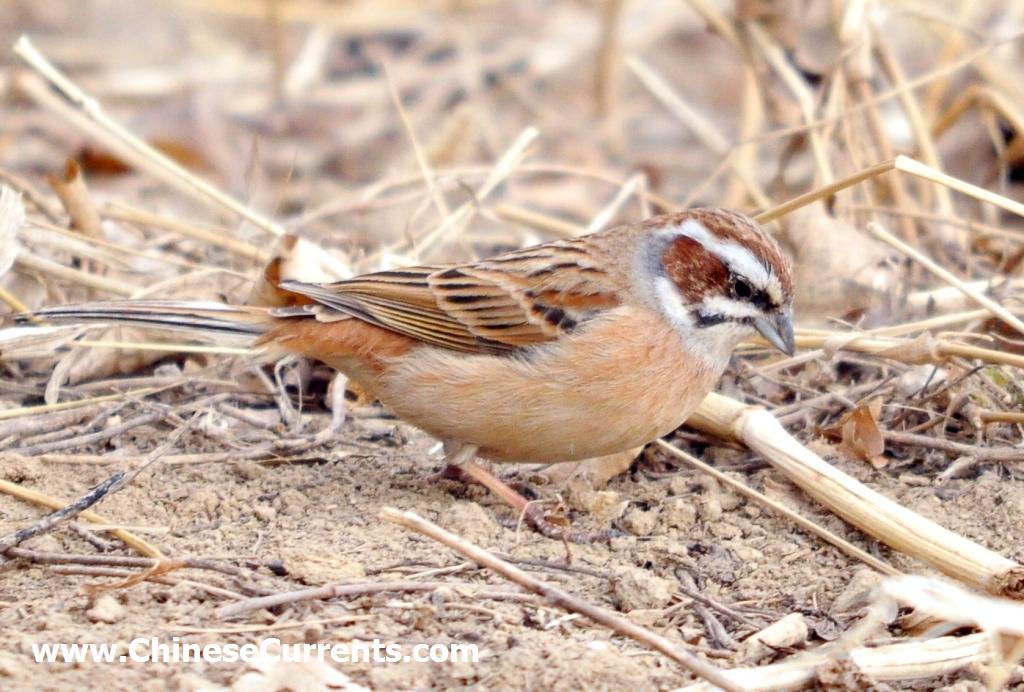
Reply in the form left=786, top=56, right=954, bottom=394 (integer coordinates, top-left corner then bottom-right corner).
left=1, top=366, right=1022, bottom=690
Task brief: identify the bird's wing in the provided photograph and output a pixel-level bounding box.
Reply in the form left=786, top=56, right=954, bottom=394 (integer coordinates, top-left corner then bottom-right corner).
left=279, top=238, right=623, bottom=354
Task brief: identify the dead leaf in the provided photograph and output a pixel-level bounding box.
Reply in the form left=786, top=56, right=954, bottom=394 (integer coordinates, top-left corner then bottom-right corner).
left=839, top=399, right=887, bottom=469
left=76, top=138, right=210, bottom=177
left=247, top=234, right=351, bottom=307
left=779, top=207, right=898, bottom=325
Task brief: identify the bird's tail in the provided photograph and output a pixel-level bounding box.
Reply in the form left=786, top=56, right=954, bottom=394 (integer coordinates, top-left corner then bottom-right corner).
left=13, top=299, right=277, bottom=343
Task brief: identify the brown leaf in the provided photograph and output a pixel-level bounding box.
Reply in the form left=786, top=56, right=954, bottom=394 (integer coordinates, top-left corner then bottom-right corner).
left=779, top=207, right=898, bottom=324
left=75, top=139, right=210, bottom=177
left=840, top=399, right=887, bottom=469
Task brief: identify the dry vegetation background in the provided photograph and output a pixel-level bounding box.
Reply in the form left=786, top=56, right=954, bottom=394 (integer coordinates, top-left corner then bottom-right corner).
left=2, top=0, right=1024, bottom=690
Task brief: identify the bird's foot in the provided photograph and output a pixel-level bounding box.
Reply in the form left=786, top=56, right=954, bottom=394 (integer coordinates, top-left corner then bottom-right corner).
left=454, top=460, right=619, bottom=544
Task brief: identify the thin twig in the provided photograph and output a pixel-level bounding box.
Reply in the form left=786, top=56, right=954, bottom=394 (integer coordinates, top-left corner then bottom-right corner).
left=11, top=409, right=168, bottom=455
left=13, top=36, right=286, bottom=237
left=0, top=420, right=189, bottom=557
left=885, top=430, right=1024, bottom=462
left=867, top=220, right=1024, bottom=338
left=655, top=441, right=901, bottom=577
left=379, top=507, right=741, bottom=691
left=216, top=580, right=517, bottom=620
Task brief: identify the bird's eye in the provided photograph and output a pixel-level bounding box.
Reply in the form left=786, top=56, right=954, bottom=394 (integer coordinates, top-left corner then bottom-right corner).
left=732, top=277, right=753, bottom=299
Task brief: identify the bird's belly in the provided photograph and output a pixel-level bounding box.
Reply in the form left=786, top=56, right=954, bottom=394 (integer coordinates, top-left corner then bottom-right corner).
left=375, top=310, right=721, bottom=463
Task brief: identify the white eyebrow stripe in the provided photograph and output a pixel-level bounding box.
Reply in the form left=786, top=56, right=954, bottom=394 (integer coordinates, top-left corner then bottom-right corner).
left=700, top=295, right=760, bottom=320
left=669, top=218, right=772, bottom=290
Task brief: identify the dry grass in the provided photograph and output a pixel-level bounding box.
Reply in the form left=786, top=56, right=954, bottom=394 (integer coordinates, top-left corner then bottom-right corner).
left=2, top=1, right=1024, bottom=689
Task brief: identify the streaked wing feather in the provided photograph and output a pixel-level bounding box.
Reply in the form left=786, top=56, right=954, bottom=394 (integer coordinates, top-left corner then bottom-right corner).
left=279, top=237, right=621, bottom=354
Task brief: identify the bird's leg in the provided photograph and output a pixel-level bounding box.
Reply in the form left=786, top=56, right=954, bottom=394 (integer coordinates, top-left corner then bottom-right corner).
left=442, top=443, right=615, bottom=543
left=427, top=442, right=479, bottom=483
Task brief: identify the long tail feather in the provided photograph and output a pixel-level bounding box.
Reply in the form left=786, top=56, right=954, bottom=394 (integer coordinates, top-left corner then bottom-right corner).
left=15, top=300, right=274, bottom=339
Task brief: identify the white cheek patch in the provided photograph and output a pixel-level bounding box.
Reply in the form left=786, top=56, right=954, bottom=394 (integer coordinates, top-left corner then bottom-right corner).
left=654, top=277, right=753, bottom=369
left=655, top=276, right=695, bottom=331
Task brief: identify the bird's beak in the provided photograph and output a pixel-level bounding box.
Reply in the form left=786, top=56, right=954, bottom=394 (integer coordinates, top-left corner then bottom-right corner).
left=754, top=310, right=795, bottom=356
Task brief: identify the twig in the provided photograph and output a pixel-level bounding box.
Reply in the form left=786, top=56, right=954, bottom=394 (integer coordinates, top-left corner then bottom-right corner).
left=688, top=393, right=1024, bottom=598
left=13, top=36, right=286, bottom=237
left=4, top=547, right=277, bottom=595
left=11, top=409, right=167, bottom=455
left=0, top=476, right=160, bottom=558
left=48, top=565, right=246, bottom=600
left=0, top=421, right=188, bottom=557
left=655, top=441, right=901, bottom=577
left=594, top=0, right=624, bottom=118
left=680, top=632, right=993, bottom=691
left=379, top=507, right=741, bottom=691
left=867, top=221, right=1024, bottom=338
left=885, top=430, right=1024, bottom=462
left=673, top=568, right=761, bottom=629
left=104, top=203, right=267, bottom=264
left=754, top=160, right=896, bottom=224
left=411, top=127, right=539, bottom=259
left=383, top=62, right=449, bottom=220
left=0, top=385, right=170, bottom=422
left=745, top=23, right=833, bottom=186
left=216, top=580, right=511, bottom=620
left=15, top=251, right=137, bottom=296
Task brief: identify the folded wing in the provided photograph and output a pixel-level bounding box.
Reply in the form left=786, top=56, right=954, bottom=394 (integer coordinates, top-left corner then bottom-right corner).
left=280, top=238, right=621, bottom=355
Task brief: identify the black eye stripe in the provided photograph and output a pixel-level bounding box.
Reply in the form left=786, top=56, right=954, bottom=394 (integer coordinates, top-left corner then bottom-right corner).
left=696, top=312, right=728, bottom=327
left=694, top=312, right=755, bottom=328
left=730, top=274, right=776, bottom=311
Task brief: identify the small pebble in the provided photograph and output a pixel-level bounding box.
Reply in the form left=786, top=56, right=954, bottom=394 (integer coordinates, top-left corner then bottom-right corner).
left=86, top=594, right=123, bottom=624
left=612, top=566, right=676, bottom=612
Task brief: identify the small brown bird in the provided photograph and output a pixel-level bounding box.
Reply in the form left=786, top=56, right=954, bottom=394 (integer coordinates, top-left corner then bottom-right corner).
left=20, top=208, right=795, bottom=534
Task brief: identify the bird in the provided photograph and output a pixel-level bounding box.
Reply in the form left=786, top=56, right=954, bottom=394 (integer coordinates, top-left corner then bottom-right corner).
left=16, top=208, right=795, bottom=537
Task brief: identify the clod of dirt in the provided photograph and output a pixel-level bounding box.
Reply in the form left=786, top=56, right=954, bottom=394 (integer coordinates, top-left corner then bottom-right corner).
left=86, top=594, right=124, bottom=623
left=23, top=534, right=63, bottom=553
left=933, top=683, right=989, bottom=692
left=620, top=505, right=658, bottom=536
left=274, top=488, right=310, bottom=515
left=695, top=479, right=724, bottom=522
left=441, top=501, right=500, bottom=544
left=368, top=664, right=432, bottom=691
left=253, top=504, right=276, bottom=522
left=0, top=651, right=25, bottom=678
left=179, top=486, right=222, bottom=519
left=611, top=566, right=676, bottom=612
left=660, top=497, right=698, bottom=530
left=815, top=658, right=887, bottom=690
left=234, top=658, right=369, bottom=692
left=708, top=520, right=742, bottom=540
left=562, top=478, right=628, bottom=523
left=280, top=550, right=366, bottom=585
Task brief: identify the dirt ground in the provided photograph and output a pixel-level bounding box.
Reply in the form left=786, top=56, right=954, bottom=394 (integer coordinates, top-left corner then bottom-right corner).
left=1, top=368, right=1022, bottom=690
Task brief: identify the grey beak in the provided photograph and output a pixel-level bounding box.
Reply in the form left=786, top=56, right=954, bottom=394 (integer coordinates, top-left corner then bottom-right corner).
left=754, top=311, right=795, bottom=355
